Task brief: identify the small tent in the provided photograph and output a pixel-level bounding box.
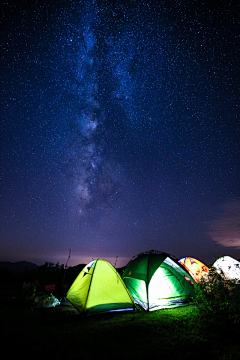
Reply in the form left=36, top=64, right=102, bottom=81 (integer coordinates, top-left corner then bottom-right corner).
left=66, top=259, right=135, bottom=315
left=179, top=257, right=209, bottom=283
left=122, top=250, right=196, bottom=311
left=213, top=256, right=240, bottom=281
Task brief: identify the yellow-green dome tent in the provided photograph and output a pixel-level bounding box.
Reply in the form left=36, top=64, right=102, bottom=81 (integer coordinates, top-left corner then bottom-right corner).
left=122, top=250, right=196, bottom=311
left=67, top=259, right=135, bottom=315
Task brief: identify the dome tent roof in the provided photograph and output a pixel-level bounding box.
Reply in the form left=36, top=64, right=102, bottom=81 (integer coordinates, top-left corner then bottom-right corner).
left=213, top=256, right=240, bottom=281
left=179, top=256, right=209, bottom=283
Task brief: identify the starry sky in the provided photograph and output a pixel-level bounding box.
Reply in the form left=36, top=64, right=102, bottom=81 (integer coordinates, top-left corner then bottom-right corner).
left=1, top=0, right=239, bottom=268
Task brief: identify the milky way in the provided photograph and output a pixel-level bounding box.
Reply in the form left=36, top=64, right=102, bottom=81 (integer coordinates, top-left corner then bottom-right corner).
left=1, top=0, right=239, bottom=266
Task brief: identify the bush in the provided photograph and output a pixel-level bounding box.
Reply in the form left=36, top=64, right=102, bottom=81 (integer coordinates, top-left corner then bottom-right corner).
left=194, top=266, right=240, bottom=324
left=37, top=262, right=65, bottom=284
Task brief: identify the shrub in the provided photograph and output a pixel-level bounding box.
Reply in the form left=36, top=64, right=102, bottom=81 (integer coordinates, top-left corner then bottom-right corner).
left=194, top=266, right=240, bottom=324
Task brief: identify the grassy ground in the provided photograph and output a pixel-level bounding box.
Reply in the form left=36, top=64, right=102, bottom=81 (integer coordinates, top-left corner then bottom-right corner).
left=2, top=283, right=240, bottom=360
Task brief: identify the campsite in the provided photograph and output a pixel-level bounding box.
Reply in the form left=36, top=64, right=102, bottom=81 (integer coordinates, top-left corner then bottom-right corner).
left=1, top=253, right=240, bottom=360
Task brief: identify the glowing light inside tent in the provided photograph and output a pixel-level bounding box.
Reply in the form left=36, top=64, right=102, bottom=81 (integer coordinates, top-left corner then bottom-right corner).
left=213, top=256, right=240, bottom=280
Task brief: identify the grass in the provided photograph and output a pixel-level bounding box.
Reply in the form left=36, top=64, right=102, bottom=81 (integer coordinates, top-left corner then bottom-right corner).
left=2, top=283, right=240, bottom=360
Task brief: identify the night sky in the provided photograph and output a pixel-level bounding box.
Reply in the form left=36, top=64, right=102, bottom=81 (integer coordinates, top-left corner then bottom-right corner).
left=1, top=0, right=239, bottom=268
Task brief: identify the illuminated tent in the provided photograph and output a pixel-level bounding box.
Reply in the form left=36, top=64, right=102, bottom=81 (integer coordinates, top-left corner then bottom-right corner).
left=213, top=256, right=240, bottom=281
left=66, top=259, right=135, bottom=315
left=179, top=257, right=209, bottom=283
left=122, top=250, right=196, bottom=311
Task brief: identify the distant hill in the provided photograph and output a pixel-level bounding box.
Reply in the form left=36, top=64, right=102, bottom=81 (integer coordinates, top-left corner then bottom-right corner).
left=0, top=261, right=38, bottom=274
left=0, top=261, right=126, bottom=285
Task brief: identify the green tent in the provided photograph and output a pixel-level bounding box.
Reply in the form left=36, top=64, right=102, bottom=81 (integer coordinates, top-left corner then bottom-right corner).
left=66, top=259, right=135, bottom=315
left=122, top=250, right=196, bottom=311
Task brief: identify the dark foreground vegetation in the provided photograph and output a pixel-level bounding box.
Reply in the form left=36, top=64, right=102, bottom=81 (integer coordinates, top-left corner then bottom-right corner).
left=2, top=282, right=240, bottom=360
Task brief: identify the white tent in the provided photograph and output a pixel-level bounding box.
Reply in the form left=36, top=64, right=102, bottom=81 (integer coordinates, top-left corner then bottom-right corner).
left=213, top=256, right=240, bottom=281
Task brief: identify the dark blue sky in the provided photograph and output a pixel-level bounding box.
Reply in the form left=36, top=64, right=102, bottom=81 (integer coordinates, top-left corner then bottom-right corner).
left=1, top=0, right=239, bottom=267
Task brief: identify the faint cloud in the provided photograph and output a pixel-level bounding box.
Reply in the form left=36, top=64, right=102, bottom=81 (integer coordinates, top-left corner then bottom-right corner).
left=208, top=200, right=240, bottom=249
